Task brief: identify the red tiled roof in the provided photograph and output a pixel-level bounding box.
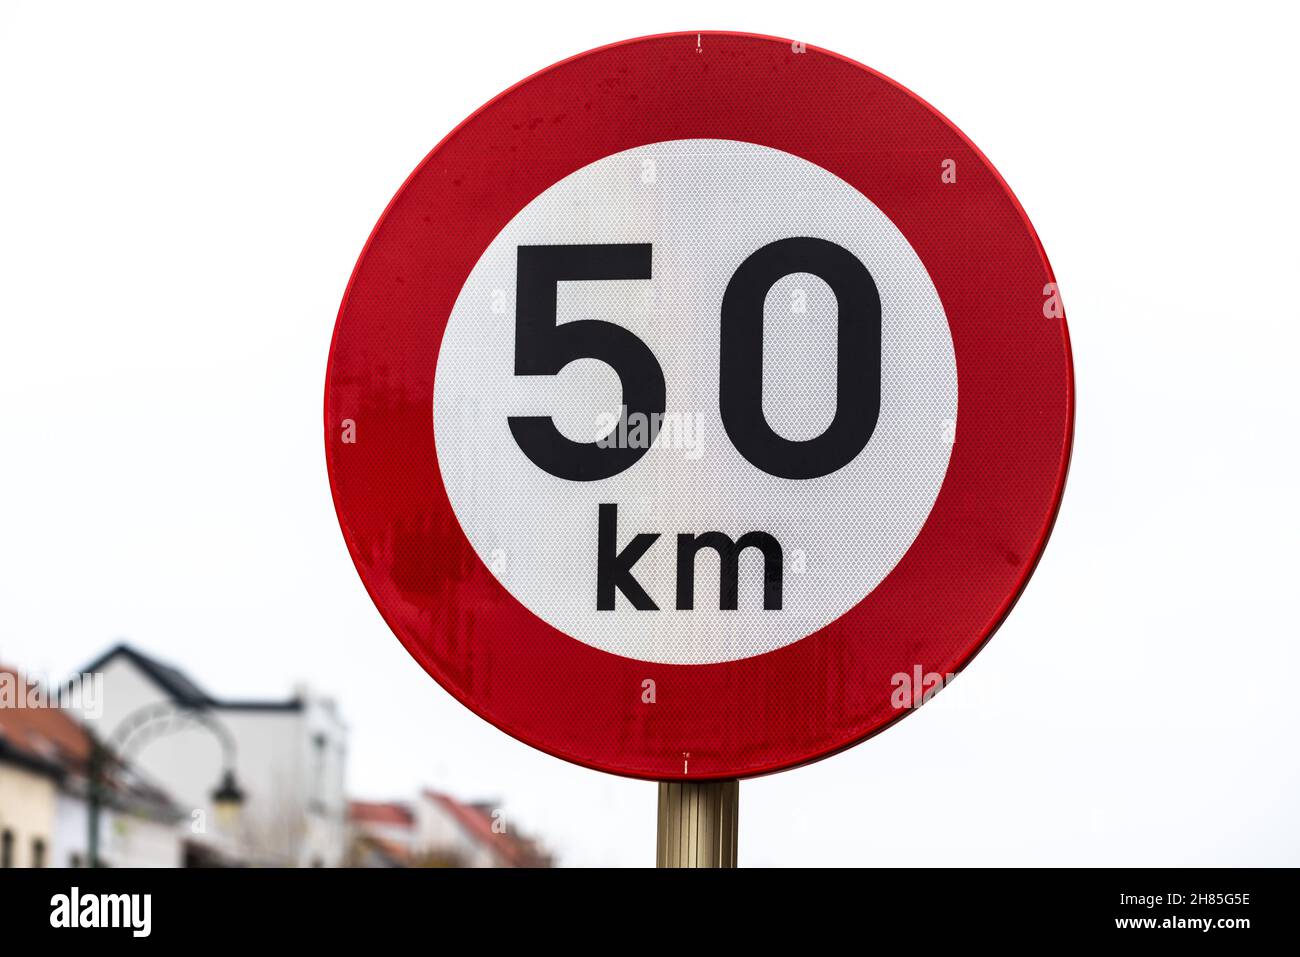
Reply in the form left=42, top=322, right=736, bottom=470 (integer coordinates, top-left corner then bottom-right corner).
left=0, top=666, right=93, bottom=772
left=422, top=790, right=550, bottom=868
left=349, top=800, right=414, bottom=827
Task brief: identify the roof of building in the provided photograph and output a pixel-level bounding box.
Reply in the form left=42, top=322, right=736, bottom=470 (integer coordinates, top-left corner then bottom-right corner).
left=349, top=800, right=415, bottom=827
left=0, top=735, right=62, bottom=779
left=79, top=643, right=304, bottom=712
left=0, top=666, right=92, bottom=774
left=422, top=790, right=553, bottom=868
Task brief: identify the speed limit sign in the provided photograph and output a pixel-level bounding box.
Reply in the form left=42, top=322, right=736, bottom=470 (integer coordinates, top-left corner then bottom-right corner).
left=325, top=32, right=1073, bottom=780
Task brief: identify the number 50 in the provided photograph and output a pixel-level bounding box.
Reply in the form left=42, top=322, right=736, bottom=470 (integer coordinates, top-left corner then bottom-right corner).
left=508, top=239, right=881, bottom=481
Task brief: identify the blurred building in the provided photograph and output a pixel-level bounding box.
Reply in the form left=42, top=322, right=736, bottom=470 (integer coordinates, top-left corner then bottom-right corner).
left=0, top=666, right=184, bottom=868
left=66, top=644, right=348, bottom=867
left=348, top=790, right=553, bottom=867
left=347, top=801, right=416, bottom=866
left=0, top=673, right=58, bottom=867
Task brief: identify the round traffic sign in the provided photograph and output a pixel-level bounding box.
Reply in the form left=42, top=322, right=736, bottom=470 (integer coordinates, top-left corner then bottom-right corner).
left=325, top=32, right=1073, bottom=780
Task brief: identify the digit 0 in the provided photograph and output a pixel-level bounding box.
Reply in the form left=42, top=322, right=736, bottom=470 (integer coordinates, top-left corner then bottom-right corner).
left=720, top=237, right=881, bottom=479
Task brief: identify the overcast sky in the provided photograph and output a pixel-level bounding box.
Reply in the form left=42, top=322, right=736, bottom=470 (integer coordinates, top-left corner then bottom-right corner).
left=2, top=2, right=1297, bottom=866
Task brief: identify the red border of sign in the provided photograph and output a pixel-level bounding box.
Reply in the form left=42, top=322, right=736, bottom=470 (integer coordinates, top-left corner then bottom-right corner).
left=325, top=31, right=1074, bottom=781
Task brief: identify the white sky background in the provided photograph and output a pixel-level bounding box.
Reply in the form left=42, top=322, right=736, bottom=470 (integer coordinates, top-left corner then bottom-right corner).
left=1, top=1, right=1297, bottom=867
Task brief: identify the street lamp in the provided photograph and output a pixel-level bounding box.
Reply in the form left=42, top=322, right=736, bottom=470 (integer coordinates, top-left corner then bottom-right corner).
left=87, top=702, right=244, bottom=868
left=211, top=769, right=246, bottom=830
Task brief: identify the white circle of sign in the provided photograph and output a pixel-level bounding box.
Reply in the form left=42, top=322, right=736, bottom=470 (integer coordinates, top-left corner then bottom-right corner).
left=434, top=139, right=957, bottom=665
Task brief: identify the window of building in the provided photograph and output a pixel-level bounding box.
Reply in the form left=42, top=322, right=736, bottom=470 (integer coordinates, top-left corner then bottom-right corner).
left=1, top=829, right=13, bottom=868
left=32, top=838, right=45, bottom=868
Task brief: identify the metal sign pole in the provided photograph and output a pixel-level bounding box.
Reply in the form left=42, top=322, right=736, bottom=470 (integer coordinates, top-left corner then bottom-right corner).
left=656, top=780, right=739, bottom=867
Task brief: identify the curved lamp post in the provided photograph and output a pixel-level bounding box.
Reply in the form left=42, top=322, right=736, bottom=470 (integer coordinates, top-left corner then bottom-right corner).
left=87, top=701, right=245, bottom=867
